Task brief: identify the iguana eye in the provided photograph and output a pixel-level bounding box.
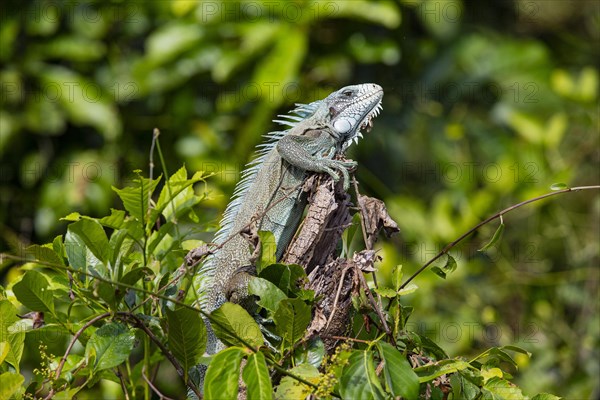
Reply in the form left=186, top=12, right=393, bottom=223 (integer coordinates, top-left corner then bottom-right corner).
left=342, top=90, right=353, bottom=97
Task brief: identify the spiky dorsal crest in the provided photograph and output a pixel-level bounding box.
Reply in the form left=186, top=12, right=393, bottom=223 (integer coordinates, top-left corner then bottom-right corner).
left=193, top=100, right=321, bottom=309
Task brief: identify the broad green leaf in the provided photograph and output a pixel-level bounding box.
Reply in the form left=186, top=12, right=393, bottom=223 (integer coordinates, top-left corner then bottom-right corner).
left=0, top=371, right=24, bottom=399
left=242, top=351, right=273, bottom=400
left=0, top=301, right=25, bottom=370
left=478, top=223, right=505, bottom=252
left=550, top=183, right=568, bottom=191
left=273, top=299, right=311, bottom=348
left=260, top=263, right=306, bottom=296
left=481, top=367, right=503, bottom=382
left=275, top=364, right=320, bottom=400
left=25, top=244, right=64, bottom=268
left=67, top=219, right=110, bottom=263
left=376, top=342, right=420, bottom=399
left=204, top=347, right=245, bottom=400
left=211, top=303, right=263, bottom=349
left=108, top=228, right=134, bottom=275
left=154, top=166, right=205, bottom=221
left=112, top=175, right=161, bottom=224
left=85, top=322, right=135, bottom=372
left=166, top=306, right=207, bottom=379
left=256, top=231, right=277, bottom=273
left=13, top=270, right=55, bottom=313
left=52, top=235, right=66, bottom=259
left=471, top=345, right=531, bottom=368
left=294, top=338, right=325, bottom=368
left=374, top=287, right=398, bottom=298
left=98, top=209, right=127, bottom=229
left=340, top=350, right=386, bottom=400
left=120, top=267, right=153, bottom=286
left=398, top=283, right=419, bottom=296
left=482, top=377, right=526, bottom=400
left=0, top=342, right=9, bottom=365
left=416, top=359, right=470, bottom=383
left=531, top=394, right=561, bottom=400
left=451, top=372, right=482, bottom=400
left=248, top=277, right=287, bottom=313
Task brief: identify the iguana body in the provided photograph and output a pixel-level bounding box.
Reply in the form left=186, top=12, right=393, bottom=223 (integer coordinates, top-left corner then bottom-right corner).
left=195, top=83, right=383, bottom=355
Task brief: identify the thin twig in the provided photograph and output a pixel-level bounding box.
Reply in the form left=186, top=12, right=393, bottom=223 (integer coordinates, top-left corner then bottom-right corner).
left=45, top=312, right=112, bottom=400
left=352, top=177, right=395, bottom=344
left=115, top=367, right=131, bottom=400
left=142, top=365, right=175, bottom=400
left=116, top=312, right=202, bottom=399
left=401, top=185, right=600, bottom=289
left=324, top=335, right=372, bottom=344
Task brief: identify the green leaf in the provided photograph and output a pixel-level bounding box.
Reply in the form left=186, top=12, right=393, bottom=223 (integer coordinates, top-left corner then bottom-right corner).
left=25, top=244, right=64, bottom=268
left=416, top=359, right=471, bottom=383
left=154, top=166, right=205, bottom=222
left=243, top=351, right=273, bottom=400
left=98, top=209, right=127, bottom=229
left=112, top=175, right=161, bottom=224
left=260, top=263, right=306, bottom=296
left=0, top=371, right=24, bottom=399
left=340, top=350, right=386, bottom=400
left=478, top=223, right=505, bottom=252
left=398, top=283, right=419, bottom=296
left=249, top=277, right=288, bottom=313
left=204, top=347, right=246, bottom=400
left=67, top=219, right=110, bottom=263
left=275, top=364, right=320, bottom=400
left=294, top=338, right=325, bottom=368
left=0, top=301, right=24, bottom=370
left=550, top=183, right=568, bottom=191
left=430, top=254, right=458, bottom=279
left=374, top=287, right=398, bottom=298
left=85, top=322, right=135, bottom=372
left=392, top=265, right=403, bottom=291
left=211, top=303, right=263, bottom=348
left=120, top=267, right=153, bottom=286
left=13, top=270, right=55, bottom=313
left=166, top=306, right=207, bottom=379
left=0, top=342, right=9, bottom=365
left=482, top=377, right=526, bottom=399
left=61, top=212, right=82, bottom=222
left=256, top=231, right=277, bottom=274
left=273, top=299, right=311, bottom=348
left=376, top=342, right=420, bottom=399
left=500, top=345, right=532, bottom=358
left=531, top=394, right=562, bottom=400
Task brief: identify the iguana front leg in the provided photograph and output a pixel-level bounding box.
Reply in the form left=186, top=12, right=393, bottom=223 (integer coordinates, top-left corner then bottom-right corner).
left=276, top=133, right=356, bottom=190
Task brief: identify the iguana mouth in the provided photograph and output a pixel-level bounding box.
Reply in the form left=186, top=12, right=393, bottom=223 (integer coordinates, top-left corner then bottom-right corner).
left=350, top=100, right=382, bottom=146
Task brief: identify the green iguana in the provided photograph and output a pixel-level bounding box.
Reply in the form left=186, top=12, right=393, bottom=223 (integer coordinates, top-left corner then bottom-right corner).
left=195, top=83, right=383, bottom=357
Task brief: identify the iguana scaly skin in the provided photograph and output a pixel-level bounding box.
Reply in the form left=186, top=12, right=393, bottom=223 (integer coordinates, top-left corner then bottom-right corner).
left=195, top=83, right=383, bottom=354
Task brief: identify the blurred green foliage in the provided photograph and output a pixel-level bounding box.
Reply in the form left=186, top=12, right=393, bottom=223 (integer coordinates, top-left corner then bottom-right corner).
left=0, top=0, right=598, bottom=398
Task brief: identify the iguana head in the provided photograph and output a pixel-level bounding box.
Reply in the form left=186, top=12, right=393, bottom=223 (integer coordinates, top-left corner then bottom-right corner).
left=324, top=83, right=383, bottom=150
